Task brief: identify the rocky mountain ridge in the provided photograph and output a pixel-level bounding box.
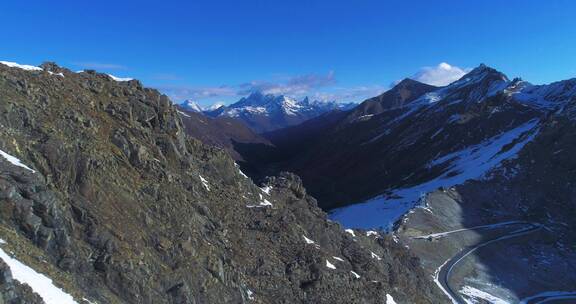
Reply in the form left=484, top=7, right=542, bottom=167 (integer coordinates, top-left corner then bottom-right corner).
left=0, top=61, right=442, bottom=303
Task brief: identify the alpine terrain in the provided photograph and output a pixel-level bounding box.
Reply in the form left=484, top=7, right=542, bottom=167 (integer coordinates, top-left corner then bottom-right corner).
left=0, top=61, right=442, bottom=304
left=237, top=64, right=576, bottom=303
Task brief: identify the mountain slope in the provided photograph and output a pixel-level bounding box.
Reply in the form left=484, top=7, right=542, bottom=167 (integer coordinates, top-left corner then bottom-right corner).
left=0, top=61, right=442, bottom=303
left=344, top=78, right=437, bottom=121
left=207, top=92, right=354, bottom=133
left=239, top=65, right=546, bottom=214
left=175, top=106, right=271, bottom=160
left=237, top=64, right=576, bottom=302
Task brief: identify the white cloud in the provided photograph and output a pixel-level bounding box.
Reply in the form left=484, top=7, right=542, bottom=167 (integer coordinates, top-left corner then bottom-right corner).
left=311, top=85, right=388, bottom=103
left=159, top=85, right=237, bottom=102
left=411, top=62, right=470, bottom=86
left=159, top=72, right=339, bottom=103
left=238, top=71, right=336, bottom=96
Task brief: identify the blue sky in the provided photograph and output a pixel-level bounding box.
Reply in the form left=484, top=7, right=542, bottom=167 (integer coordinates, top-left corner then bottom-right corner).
left=1, top=1, right=575, bottom=107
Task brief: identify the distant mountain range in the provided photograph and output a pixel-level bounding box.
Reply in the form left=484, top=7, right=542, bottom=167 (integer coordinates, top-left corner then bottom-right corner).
left=180, top=92, right=355, bottom=133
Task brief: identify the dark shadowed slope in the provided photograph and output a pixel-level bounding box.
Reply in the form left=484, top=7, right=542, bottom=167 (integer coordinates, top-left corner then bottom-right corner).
left=238, top=77, right=439, bottom=209
left=176, top=106, right=271, bottom=160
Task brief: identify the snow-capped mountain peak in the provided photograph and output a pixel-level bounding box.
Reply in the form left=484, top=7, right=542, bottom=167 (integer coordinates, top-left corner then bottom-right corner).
left=207, top=92, right=354, bottom=133
left=207, top=102, right=225, bottom=111
left=180, top=100, right=203, bottom=112
left=446, top=64, right=510, bottom=92
left=409, top=64, right=511, bottom=107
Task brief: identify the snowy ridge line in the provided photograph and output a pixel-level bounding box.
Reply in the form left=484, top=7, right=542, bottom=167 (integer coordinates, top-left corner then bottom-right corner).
left=107, top=74, right=133, bottom=82
left=0, top=61, right=43, bottom=71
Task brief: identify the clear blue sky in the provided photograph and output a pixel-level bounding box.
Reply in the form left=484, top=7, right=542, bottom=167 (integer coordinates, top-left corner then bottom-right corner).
left=1, top=0, right=575, bottom=106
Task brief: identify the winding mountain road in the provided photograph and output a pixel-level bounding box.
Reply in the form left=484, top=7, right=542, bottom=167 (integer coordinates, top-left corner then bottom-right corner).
left=418, top=222, right=542, bottom=304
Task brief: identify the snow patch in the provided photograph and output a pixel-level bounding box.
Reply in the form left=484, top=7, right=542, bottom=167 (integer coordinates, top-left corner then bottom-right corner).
left=344, top=229, right=356, bottom=237
left=199, top=175, right=210, bottom=191
left=0, top=61, right=42, bottom=71
left=370, top=252, right=381, bottom=261
left=246, top=289, right=255, bottom=300
left=386, top=294, right=398, bottom=304
left=303, top=236, right=316, bottom=245
left=107, top=74, right=133, bottom=82
left=0, top=239, right=78, bottom=304
left=260, top=185, right=272, bottom=195
left=233, top=163, right=249, bottom=179
left=366, top=231, right=379, bottom=237
left=234, top=164, right=249, bottom=179
left=351, top=271, right=361, bottom=279
left=325, top=260, right=336, bottom=269
left=460, top=286, right=508, bottom=304
left=246, top=196, right=272, bottom=208
left=238, top=170, right=249, bottom=179
left=332, top=256, right=345, bottom=262
left=0, top=149, right=35, bottom=173
left=423, top=92, right=442, bottom=103
left=47, top=71, right=65, bottom=77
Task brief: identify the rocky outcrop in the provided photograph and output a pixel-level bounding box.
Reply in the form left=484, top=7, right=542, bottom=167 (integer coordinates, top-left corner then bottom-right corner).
left=0, top=62, right=442, bottom=303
